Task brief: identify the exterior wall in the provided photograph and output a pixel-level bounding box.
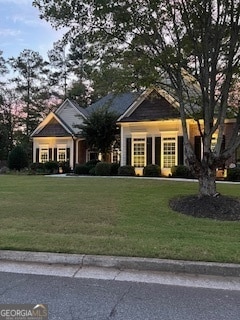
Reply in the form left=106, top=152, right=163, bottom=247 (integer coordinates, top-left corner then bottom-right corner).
left=33, top=136, right=74, bottom=168
left=120, top=119, right=183, bottom=176
left=77, top=139, right=87, bottom=164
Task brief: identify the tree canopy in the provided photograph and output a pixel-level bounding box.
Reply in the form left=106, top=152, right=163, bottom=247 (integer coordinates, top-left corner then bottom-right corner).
left=79, top=107, right=118, bottom=160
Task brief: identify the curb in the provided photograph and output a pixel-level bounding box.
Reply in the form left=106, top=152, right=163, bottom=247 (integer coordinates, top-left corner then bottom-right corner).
left=0, top=250, right=240, bottom=278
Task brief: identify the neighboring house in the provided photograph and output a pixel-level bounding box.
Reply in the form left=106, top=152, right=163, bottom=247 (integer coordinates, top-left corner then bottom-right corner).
left=31, top=87, right=237, bottom=176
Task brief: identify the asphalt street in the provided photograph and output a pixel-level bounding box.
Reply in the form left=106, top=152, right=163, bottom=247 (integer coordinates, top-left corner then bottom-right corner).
left=0, top=261, right=240, bottom=320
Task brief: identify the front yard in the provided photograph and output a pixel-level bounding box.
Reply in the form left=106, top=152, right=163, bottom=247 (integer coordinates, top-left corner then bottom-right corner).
left=0, top=175, right=239, bottom=263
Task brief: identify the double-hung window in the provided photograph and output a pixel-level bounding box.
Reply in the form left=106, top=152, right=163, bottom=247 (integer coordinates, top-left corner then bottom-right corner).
left=132, top=137, right=146, bottom=167
left=161, top=133, right=177, bottom=168
left=39, top=145, right=49, bottom=163
left=57, top=145, right=66, bottom=162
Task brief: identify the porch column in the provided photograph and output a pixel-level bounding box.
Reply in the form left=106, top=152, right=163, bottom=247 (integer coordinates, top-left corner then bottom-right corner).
left=152, top=135, right=155, bottom=164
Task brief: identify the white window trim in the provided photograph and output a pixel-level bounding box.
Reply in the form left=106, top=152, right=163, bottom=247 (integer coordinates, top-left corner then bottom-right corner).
left=131, top=133, right=147, bottom=168
left=39, top=144, right=49, bottom=163
left=160, top=131, right=178, bottom=169
left=57, top=144, right=67, bottom=162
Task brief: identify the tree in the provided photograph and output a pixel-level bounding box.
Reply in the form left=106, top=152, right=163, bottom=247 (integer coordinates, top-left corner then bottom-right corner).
left=0, top=88, right=20, bottom=160
left=8, top=145, right=28, bottom=171
left=8, top=49, right=51, bottom=139
left=34, top=0, right=240, bottom=197
left=48, top=41, right=70, bottom=99
left=79, top=107, right=118, bottom=161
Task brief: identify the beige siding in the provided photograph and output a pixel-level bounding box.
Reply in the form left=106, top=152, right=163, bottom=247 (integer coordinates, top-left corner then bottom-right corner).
left=57, top=103, right=84, bottom=134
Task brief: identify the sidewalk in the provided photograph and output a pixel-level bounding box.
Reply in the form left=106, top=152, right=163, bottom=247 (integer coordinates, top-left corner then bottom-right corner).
left=0, top=250, right=240, bottom=278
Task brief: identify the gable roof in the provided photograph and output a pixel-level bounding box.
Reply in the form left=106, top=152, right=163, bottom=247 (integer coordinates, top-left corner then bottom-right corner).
left=31, top=112, right=74, bottom=138
left=31, top=99, right=88, bottom=138
left=118, top=88, right=180, bottom=122
left=55, top=98, right=88, bottom=119
left=32, top=117, right=72, bottom=137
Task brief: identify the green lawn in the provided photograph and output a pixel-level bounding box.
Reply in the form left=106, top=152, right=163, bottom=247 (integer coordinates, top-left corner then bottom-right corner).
left=0, top=175, right=239, bottom=263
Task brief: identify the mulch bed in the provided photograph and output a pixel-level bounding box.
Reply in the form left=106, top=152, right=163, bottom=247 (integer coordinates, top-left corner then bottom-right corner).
left=169, top=195, right=240, bottom=221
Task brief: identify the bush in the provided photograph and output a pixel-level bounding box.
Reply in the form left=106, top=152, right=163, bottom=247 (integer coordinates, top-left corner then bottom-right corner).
left=118, top=165, right=136, bottom=176
left=29, top=162, right=46, bottom=173
left=44, top=161, right=59, bottom=174
left=95, top=162, right=112, bottom=176
left=227, top=167, right=240, bottom=181
left=8, top=146, right=28, bottom=171
left=171, top=165, right=194, bottom=179
left=143, top=164, right=161, bottom=177
left=59, top=161, right=71, bottom=173
left=110, top=163, right=120, bottom=176
left=74, top=164, right=90, bottom=175
left=0, top=166, right=9, bottom=174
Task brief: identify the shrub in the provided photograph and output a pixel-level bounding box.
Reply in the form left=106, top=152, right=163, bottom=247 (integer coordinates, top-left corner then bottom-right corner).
left=118, top=165, right=136, bottom=176
left=110, top=162, right=120, bottom=176
left=74, top=164, right=90, bottom=175
left=227, top=167, right=240, bottom=181
left=95, top=162, right=112, bottom=176
left=143, top=164, right=161, bottom=177
left=44, top=161, right=59, bottom=174
left=59, top=161, right=71, bottom=173
left=0, top=166, right=9, bottom=174
left=171, top=165, right=194, bottom=179
left=8, top=146, right=28, bottom=171
left=29, top=162, right=45, bottom=173
left=89, top=167, right=96, bottom=175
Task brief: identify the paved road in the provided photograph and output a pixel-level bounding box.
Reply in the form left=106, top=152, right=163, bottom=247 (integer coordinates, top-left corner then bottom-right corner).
left=0, top=262, right=240, bottom=320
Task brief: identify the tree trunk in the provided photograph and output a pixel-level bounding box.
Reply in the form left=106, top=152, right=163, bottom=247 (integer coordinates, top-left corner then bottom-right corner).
left=198, top=167, right=217, bottom=197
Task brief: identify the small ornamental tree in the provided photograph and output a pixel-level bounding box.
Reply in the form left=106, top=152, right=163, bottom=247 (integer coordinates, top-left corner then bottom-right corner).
left=78, top=107, right=118, bottom=161
left=8, top=146, right=28, bottom=171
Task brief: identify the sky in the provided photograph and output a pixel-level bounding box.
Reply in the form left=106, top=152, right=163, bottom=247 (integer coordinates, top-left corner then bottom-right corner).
left=0, top=0, right=64, bottom=60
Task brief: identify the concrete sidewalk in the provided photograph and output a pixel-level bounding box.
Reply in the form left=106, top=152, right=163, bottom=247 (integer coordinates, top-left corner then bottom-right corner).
left=0, top=250, right=240, bottom=278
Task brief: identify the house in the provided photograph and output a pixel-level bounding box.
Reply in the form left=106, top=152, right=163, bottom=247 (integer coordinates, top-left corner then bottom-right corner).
left=31, top=87, right=237, bottom=176
left=30, top=92, right=140, bottom=169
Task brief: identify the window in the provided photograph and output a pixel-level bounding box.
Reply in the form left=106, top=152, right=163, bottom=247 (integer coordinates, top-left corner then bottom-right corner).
left=58, top=148, right=66, bottom=162
left=162, top=137, right=176, bottom=168
left=40, top=146, right=49, bottom=163
left=133, top=138, right=146, bottom=167
left=87, top=151, right=98, bottom=162
left=211, top=136, right=217, bottom=152
left=57, top=145, right=67, bottom=162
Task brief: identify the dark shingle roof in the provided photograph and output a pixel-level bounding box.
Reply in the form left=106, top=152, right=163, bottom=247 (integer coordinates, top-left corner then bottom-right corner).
left=86, top=92, right=141, bottom=116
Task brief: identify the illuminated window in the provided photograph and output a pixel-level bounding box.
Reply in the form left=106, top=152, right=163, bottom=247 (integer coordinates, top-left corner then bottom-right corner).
left=133, top=138, right=146, bottom=167
left=40, top=147, right=49, bottom=163
left=211, top=136, right=217, bottom=152
left=58, top=148, right=66, bottom=162
left=162, top=137, right=176, bottom=168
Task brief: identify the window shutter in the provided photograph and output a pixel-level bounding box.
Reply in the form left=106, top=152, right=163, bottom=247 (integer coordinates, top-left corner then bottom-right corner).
left=155, top=137, right=161, bottom=166
left=221, top=135, right=225, bottom=152
left=194, top=136, right=201, bottom=161
left=147, top=137, right=152, bottom=165
left=36, top=148, right=39, bottom=163
left=54, top=148, right=57, bottom=161
left=126, top=138, right=131, bottom=165
left=178, top=136, right=184, bottom=165
left=49, top=148, right=52, bottom=161
left=67, top=148, right=70, bottom=161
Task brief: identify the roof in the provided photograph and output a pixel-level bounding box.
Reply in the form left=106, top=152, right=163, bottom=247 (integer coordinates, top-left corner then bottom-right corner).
left=86, top=92, right=141, bottom=116
left=33, top=117, right=72, bottom=137
left=119, top=89, right=180, bottom=122
left=31, top=112, right=74, bottom=138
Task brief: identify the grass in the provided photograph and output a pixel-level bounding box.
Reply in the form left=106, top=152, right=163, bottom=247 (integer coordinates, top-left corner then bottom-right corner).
left=0, top=175, right=239, bottom=263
